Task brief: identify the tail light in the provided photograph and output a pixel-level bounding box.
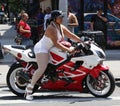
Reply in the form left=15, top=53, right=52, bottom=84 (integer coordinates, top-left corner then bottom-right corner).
left=17, top=53, right=22, bottom=59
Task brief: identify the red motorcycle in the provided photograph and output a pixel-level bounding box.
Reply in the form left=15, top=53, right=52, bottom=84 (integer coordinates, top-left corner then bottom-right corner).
left=4, top=38, right=115, bottom=98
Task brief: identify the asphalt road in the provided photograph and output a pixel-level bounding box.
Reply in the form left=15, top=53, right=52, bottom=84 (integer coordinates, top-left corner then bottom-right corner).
left=0, top=84, right=120, bottom=106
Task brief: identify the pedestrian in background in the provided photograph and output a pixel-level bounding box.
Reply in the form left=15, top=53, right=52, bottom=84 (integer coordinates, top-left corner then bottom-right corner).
left=18, top=13, right=33, bottom=46
left=44, top=7, right=51, bottom=31
left=91, top=7, right=108, bottom=50
left=67, top=6, right=78, bottom=43
left=15, top=10, right=25, bottom=30
left=67, top=6, right=78, bottom=33
left=37, top=8, right=45, bottom=40
left=37, top=8, right=44, bottom=26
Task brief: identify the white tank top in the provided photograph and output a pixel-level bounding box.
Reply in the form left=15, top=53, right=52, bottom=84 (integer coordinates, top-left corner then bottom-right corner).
left=39, top=22, right=63, bottom=50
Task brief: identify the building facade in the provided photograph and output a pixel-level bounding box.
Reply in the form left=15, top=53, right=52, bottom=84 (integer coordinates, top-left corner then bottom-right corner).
left=40, top=0, right=59, bottom=11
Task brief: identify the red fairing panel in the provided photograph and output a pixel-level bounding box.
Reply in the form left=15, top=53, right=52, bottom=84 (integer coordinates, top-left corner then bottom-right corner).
left=41, top=61, right=90, bottom=92
left=50, top=52, right=64, bottom=62
left=90, top=64, right=109, bottom=78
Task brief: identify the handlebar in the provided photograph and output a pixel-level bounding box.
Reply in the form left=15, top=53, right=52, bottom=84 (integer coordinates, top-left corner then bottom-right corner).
left=74, top=42, right=91, bottom=51
left=68, top=42, right=91, bottom=58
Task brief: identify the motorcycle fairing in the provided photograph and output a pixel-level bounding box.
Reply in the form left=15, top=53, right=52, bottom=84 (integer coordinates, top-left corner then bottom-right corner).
left=89, top=64, right=109, bottom=78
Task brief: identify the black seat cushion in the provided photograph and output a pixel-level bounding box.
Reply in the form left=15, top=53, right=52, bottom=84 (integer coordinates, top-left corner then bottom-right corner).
left=12, top=45, right=28, bottom=50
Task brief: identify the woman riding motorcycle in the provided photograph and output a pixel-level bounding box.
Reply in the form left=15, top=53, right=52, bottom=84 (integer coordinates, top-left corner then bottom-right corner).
left=25, top=10, right=81, bottom=100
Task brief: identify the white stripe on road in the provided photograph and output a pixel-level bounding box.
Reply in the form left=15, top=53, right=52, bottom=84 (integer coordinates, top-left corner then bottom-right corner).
left=0, top=100, right=32, bottom=104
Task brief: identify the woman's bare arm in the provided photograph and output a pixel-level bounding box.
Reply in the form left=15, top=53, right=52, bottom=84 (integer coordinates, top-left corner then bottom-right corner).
left=62, top=25, right=81, bottom=42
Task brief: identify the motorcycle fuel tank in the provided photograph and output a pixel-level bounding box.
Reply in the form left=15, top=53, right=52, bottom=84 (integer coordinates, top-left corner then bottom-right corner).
left=49, top=47, right=67, bottom=65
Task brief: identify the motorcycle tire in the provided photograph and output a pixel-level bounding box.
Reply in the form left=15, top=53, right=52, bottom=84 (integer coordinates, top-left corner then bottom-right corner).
left=86, top=70, right=115, bottom=98
left=6, top=62, right=39, bottom=97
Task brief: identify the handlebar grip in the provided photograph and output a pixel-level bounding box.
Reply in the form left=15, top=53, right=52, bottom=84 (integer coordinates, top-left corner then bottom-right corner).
left=75, top=43, right=84, bottom=50
left=75, top=43, right=91, bottom=51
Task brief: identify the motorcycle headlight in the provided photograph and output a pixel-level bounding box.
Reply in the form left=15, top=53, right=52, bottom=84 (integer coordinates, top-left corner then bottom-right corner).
left=95, top=50, right=106, bottom=59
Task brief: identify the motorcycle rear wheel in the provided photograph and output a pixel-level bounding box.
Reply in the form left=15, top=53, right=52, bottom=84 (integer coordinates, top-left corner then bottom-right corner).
left=86, top=70, right=115, bottom=98
left=7, top=62, right=39, bottom=97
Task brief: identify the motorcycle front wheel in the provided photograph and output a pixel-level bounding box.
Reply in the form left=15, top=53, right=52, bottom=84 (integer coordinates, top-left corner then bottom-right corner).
left=86, top=70, right=115, bottom=98
left=6, top=62, right=39, bottom=97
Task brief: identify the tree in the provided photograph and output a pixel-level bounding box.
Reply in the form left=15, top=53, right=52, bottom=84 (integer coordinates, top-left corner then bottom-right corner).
left=0, top=0, right=24, bottom=14
left=9, top=0, right=24, bottom=13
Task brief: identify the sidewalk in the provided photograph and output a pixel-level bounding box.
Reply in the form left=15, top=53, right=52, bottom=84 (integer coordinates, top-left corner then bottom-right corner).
left=105, top=50, right=120, bottom=79
left=0, top=24, right=16, bottom=87
left=0, top=24, right=16, bottom=63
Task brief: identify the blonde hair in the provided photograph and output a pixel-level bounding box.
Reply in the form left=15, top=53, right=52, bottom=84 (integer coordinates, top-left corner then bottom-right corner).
left=21, top=13, right=28, bottom=19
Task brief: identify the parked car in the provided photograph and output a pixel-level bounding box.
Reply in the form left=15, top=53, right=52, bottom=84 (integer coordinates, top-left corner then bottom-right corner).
left=84, top=13, right=120, bottom=48
left=0, top=11, right=4, bottom=16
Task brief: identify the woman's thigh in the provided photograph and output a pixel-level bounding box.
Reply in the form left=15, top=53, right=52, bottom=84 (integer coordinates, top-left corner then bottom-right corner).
left=35, top=53, right=49, bottom=70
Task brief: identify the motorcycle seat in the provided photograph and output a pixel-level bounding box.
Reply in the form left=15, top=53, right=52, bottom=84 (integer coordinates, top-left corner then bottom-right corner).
left=11, top=45, right=32, bottom=50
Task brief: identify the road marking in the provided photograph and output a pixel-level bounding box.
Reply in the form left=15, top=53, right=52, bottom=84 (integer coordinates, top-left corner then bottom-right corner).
left=0, top=87, right=9, bottom=91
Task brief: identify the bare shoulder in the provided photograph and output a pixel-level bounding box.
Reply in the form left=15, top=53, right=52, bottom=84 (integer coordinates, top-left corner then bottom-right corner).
left=61, top=24, right=68, bottom=31
left=47, top=25, right=57, bottom=32
left=61, top=24, right=66, bottom=29
left=61, top=24, right=71, bottom=35
left=69, top=13, right=75, bottom=17
left=45, top=25, right=57, bottom=37
left=46, top=25, right=55, bottom=31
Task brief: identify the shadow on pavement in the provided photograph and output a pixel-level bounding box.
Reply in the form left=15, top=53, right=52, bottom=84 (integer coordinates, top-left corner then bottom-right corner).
left=0, top=94, right=112, bottom=104
left=116, top=81, right=120, bottom=87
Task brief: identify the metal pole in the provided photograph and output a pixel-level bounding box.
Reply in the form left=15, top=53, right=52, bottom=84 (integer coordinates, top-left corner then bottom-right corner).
left=104, top=0, right=108, bottom=46
left=79, top=0, right=84, bottom=31
left=6, top=0, right=10, bottom=19
left=104, top=0, right=108, bottom=17
left=59, top=0, right=68, bottom=27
